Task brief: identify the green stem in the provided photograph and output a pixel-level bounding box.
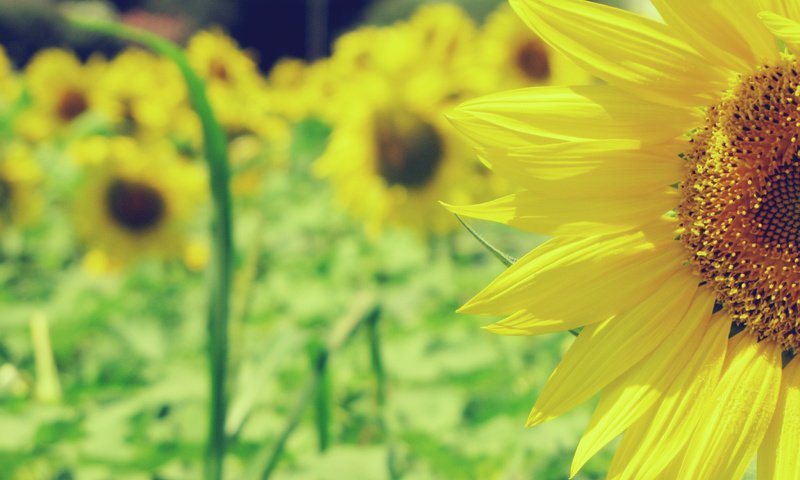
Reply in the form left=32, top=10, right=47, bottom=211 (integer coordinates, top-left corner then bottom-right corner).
left=366, top=307, right=400, bottom=480
left=66, top=19, right=233, bottom=480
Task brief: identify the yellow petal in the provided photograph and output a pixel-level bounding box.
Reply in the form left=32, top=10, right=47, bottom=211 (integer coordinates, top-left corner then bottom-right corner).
left=448, top=85, right=698, bottom=154
left=508, top=0, right=726, bottom=106
left=570, top=288, right=717, bottom=477
left=677, top=334, right=782, bottom=479
left=652, top=0, right=777, bottom=72
left=765, top=0, right=800, bottom=23
left=607, top=309, right=730, bottom=479
left=446, top=180, right=677, bottom=236
left=462, top=227, right=686, bottom=336
left=757, top=356, right=800, bottom=480
left=650, top=2, right=749, bottom=71
left=527, top=269, right=699, bottom=426
left=759, top=11, right=800, bottom=54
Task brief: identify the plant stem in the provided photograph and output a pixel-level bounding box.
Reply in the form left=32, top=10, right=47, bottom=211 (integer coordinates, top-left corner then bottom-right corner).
left=65, top=19, right=233, bottom=480
left=366, top=307, right=400, bottom=480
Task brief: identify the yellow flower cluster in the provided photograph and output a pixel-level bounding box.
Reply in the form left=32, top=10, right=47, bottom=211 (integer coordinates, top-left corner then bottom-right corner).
left=0, top=31, right=291, bottom=271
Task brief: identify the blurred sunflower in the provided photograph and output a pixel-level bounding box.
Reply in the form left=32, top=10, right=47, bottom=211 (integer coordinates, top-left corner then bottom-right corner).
left=94, top=48, right=187, bottom=135
left=477, top=3, right=590, bottom=89
left=186, top=29, right=266, bottom=135
left=17, top=49, right=105, bottom=141
left=450, top=0, right=800, bottom=478
left=70, top=136, right=205, bottom=267
left=314, top=7, right=490, bottom=235
left=0, top=143, right=43, bottom=230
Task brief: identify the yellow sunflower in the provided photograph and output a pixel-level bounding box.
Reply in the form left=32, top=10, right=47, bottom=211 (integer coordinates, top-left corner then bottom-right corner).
left=315, top=11, right=492, bottom=235
left=186, top=29, right=267, bottom=134
left=477, top=3, right=591, bottom=89
left=17, top=49, right=105, bottom=141
left=449, top=0, right=800, bottom=478
left=70, top=136, right=205, bottom=266
left=94, top=48, right=187, bottom=135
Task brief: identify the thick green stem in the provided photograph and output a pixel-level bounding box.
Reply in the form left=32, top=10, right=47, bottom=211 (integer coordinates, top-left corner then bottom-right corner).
left=66, top=19, right=233, bottom=480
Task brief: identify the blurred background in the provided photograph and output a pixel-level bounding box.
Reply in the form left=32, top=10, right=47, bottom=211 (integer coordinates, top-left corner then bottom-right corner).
left=0, top=1, right=655, bottom=479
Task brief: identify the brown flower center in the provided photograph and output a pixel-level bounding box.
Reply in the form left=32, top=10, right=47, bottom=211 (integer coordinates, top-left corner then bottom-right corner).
left=209, top=58, right=229, bottom=82
left=374, top=111, right=443, bottom=188
left=106, top=179, right=165, bottom=232
left=679, top=60, right=800, bottom=350
left=514, top=39, right=550, bottom=81
left=57, top=88, right=88, bottom=121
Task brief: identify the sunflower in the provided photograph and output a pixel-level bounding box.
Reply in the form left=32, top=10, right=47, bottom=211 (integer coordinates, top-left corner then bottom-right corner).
left=70, top=136, right=205, bottom=266
left=477, top=4, right=591, bottom=89
left=314, top=10, right=490, bottom=235
left=186, top=29, right=267, bottom=135
left=17, top=49, right=105, bottom=141
left=449, top=1, right=800, bottom=478
left=94, top=48, right=187, bottom=135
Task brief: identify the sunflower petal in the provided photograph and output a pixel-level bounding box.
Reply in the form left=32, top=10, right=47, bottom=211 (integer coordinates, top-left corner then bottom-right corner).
left=653, top=1, right=778, bottom=71
left=569, top=288, right=717, bottom=477
left=677, top=334, right=782, bottom=479
left=508, top=0, right=726, bottom=105
left=462, top=228, right=686, bottom=335
left=650, top=1, right=756, bottom=72
left=446, top=181, right=677, bottom=236
left=448, top=85, right=697, bottom=154
left=758, top=11, right=800, bottom=54
left=757, top=357, right=800, bottom=480
left=526, top=269, right=699, bottom=426
left=607, top=310, right=730, bottom=479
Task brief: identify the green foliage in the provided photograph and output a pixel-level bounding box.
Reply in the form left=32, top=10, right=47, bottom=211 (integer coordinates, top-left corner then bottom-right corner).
left=0, top=115, right=609, bottom=479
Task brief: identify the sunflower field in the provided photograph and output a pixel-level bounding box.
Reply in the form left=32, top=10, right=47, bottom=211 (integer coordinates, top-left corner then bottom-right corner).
left=2, top=0, right=788, bottom=479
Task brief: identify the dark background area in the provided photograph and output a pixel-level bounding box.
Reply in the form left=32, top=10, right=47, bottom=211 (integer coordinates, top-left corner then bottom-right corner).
left=0, top=0, right=374, bottom=70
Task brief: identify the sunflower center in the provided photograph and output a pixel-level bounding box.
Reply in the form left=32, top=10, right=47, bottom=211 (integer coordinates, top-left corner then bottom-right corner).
left=106, top=179, right=165, bottom=232
left=515, top=40, right=550, bottom=81
left=209, top=58, right=229, bottom=82
left=679, top=60, right=800, bottom=350
left=57, top=88, right=88, bottom=121
left=374, top=111, right=443, bottom=188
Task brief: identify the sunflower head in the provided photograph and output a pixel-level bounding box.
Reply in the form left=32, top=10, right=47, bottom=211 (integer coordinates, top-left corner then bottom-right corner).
left=71, top=136, right=206, bottom=266
left=448, top=1, right=800, bottom=479
left=478, top=3, right=590, bottom=88
left=679, top=59, right=800, bottom=350
left=18, top=49, right=104, bottom=140
left=186, top=29, right=259, bottom=87
left=95, top=48, right=187, bottom=134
